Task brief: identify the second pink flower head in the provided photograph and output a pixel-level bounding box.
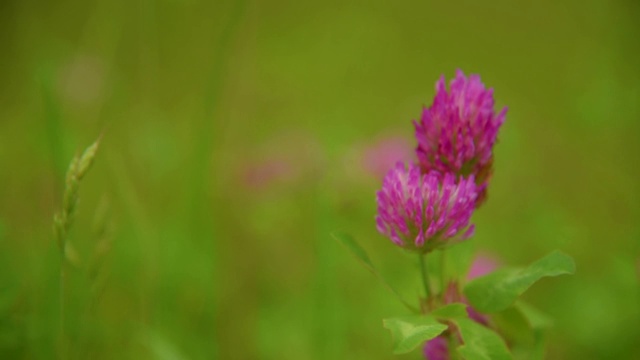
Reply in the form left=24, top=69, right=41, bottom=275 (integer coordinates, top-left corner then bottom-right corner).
left=414, top=70, right=507, bottom=206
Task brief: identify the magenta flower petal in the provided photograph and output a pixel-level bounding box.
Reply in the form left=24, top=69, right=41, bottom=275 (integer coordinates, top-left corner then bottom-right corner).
left=375, top=162, right=477, bottom=252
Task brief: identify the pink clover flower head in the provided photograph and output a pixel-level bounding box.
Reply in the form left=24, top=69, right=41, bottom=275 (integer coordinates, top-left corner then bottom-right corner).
left=375, top=162, right=477, bottom=253
left=423, top=336, right=449, bottom=360
left=414, top=70, right=507, bottom=206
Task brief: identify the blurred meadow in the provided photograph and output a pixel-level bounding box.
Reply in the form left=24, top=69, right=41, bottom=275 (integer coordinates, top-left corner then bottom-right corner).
left=1, top=0, right=639, bottom=359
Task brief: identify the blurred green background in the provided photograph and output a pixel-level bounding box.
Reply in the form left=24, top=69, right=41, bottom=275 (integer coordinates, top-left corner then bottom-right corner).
left=1, top=0, right=639, bottom=359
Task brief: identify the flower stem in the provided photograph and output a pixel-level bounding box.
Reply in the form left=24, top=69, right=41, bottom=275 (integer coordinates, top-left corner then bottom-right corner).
left=419, top=253, right=432, bottom=300
left=440, top=250, right=446, bottom=295
left=59, top=252, right=67, bottom=359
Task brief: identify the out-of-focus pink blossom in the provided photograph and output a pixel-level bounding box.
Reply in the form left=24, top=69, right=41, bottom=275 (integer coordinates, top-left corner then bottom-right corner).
left=467, top=253, right=500, bottom=281
left=57, top=54, right=106, bottom=106
left=241, top=158, right=295, bottom=191
left=361, top=137, right=414, bottom=179
left=236, top=131, right=324, bottom=192
left=423, top=336, right=449, bottom=360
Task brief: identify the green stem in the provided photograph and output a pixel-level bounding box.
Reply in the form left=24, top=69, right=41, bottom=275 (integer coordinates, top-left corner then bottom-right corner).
left=419, top=253, right=432, bottom=299
left=59, top=250, right=67, bottom=359
left=440, top=250, right=446, bottom=295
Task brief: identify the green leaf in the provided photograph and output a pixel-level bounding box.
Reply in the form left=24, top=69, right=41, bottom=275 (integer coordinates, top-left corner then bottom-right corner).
left=431, top=303, right=468, bottom=320
left=331, top=232, right=419, bottom=313
left=455, top=318, right=512, bottom=360
left=507, top=329, right=547, bottom=360
left=383, top=315, right=447, bottom=354
left=530, top=330, right=547, bottom=360
left=444, top=240, right=476, bottom=281
left=139, top=328, right=188, bottom=360
left=332, top=232, right=375, bottom=272
left=492, top=306, right=535, bottom=347
left=463, top=251, right=575, bottom=313
left=514, top=301, right=554, bottom=329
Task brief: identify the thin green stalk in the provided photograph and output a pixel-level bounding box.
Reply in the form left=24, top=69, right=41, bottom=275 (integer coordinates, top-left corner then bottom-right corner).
left=440, top=250, right=447, bottom=295
left=59, top=256, right=66, bottom=360
left=383, top=281, right=421, bottom=314
left=53, top=138, right=100, bottom=359
left=185, top=4, right=248, bottom=356
left=332, top=233, right=420, bottom=314
left=419, top=253, right=432, bottom=300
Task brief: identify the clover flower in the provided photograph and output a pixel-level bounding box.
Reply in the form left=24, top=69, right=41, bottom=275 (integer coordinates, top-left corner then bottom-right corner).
left=414, top=70, right=507, bottom=205
left=375, top=162, right=477, bottom=253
